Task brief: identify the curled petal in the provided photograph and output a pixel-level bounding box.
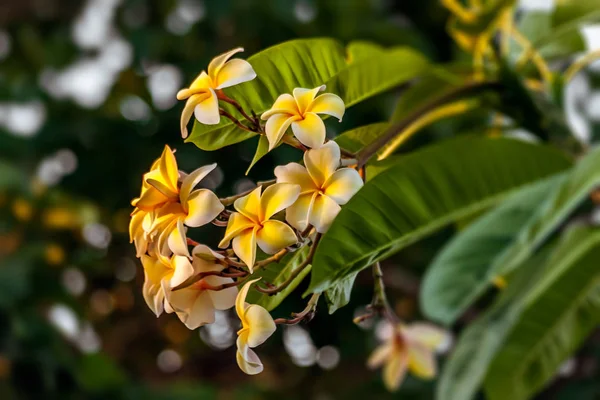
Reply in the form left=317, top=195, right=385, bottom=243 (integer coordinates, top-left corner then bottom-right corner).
left=134, top=186, right=170, bottom=212
left=256, top=220, right=298, bottom=254
left=205, top=276, right=237, bottom=310
left=265, top=113, right=300, bottom=151
left=308, top=93, right=345, bottom=121
left=236, top=336, right=264, bottom=375
left=236, top=278, right=261, bottom=318
left=129, top=209, right=145, bottom=243
left=244, top=304, right=276, bottom=347
left=170, top=255, right=195, bottom=288
left=232, top=226, right=258, bottom=270
left=274, top=162, right=316, bottom=194
left=180, top=92, right=210, bottom=138
left=208, top=47, right=244, bottom=80
left=177, top=291, right=216, bottom=329
left=285, top=193, right=316, bottom=232
left=218, top=212, right=255, bottom=248
left=261, top=94, right=298, bottom=120
left=215, top=58, right=256, bottom=89
left=185, top=189, right=224, bottom=227
left=323, top=168, right=363, bottom=205
left=291, top=112, right=326, bottom=149
left=158, top=145, right=179, bottom=193
left=142, top=270, right=165, bottom=317
left=309, top=193, right=341, bottom=233
left=293, top=86, right=325, bottom=114
left=180, top=163, right=217, bottom=205
left=383, top=352, right=409, bottom=392
left=168, top=218, right=190, bottom=258
left=178, top=71, right=213, bottom=99
left=194, top=88, right=220, bottom=125
left=403, top=323, right=449, bottom=351
left=233, top=186, right=261, bottom=222
left=303, top=141, right=341, bottom=187
left=407, top=342, right=437, bottom=379
left=260, top=183, right=300, bottom=221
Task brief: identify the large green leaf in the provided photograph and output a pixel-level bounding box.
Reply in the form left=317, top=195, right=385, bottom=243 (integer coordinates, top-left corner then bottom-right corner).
left=324, top=272, right=359, bottom=314
left=484, top=228, right=600, bottom=400
left=334, top=122, right=389, bottom=154
left=420, top=173, right=565, bottom=325
left=552, top=0, right=600, bottom=27
left=187, top=38, right=429, bottom=150
left=245, top=246, right=311, bottom=312
left=307, top=136, right=572, bottom=293
left=438, top=227, right=600, bottom=400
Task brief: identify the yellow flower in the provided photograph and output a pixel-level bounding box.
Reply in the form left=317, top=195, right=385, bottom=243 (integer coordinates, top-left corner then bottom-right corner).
left=141, top=253, right=195, bottom=317
left=218, top=183, right=300, bottom=271
left=368, top=322, right=447, bottom=392
left=275, top=141, right=362, bottom=233
left=235, top=279, right=276, bottom=375
left=166, top=245, right=238, bottom=329
left=177, top=47, right=257, bottom=138
left=261, top=85, right=345, bottom=150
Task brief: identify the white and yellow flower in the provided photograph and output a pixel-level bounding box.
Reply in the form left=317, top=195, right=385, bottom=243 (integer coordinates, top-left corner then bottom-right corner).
left=274, top=141, right=362, bottom=233
left=166, top=245, right=238, bottom=329
left=218, top=183, right=300, bottom=270
left=261, top=85, right=345, bottom=150
left=177, top=47, right=257, bottom=137
left=235, top=279, right=276, bottom=375
left=368, top=322, right=447, bottom=392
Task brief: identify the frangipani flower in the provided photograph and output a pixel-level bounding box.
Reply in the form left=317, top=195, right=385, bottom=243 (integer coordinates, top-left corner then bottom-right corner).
left=261, top=85, right=345, bottom=150
left=235, top=279, right=276, bottom=375
left=218, top=183, right=300, bottom=270
left=275, top=141, right=362, bottom=233
left=166, top=245, right=238, bottom=329
left=177, top=47, right=257, bottom=138
left=141, top=253, right=195, bottom=317
left=368, top=322, right=447, bottom=392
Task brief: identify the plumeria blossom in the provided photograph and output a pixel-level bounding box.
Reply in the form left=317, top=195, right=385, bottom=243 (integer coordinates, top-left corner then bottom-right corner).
left=275, top=141, right=362, bottom=233
left=235, top=279, right=276, bottom=375
left=368, top=322, right=448, bottom=392
left=166, top=245, right=238, bottom=329
left=177, top=47, right=257, bottom=138
left=261, top=85, right=345, bottom=150
left=218, top=183, right=300, bottom=270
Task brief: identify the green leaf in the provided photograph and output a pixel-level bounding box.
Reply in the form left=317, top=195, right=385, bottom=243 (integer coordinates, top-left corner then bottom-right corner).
left=245, top=136, right=270, bottom=175
left=324, top=272, right=359, bottom=314
left=245, top=246, right=311, bottom=312
left=187, top=38, right=429, bottom=150
left=484, top=227, right=600, bottom=400
left=307, top=136, right=572, bottom=293
left=334, top=122, right=389, bottom=154
left=420, top=174, right=566, bottom=325
left=552, top=0, right=600, bottom=27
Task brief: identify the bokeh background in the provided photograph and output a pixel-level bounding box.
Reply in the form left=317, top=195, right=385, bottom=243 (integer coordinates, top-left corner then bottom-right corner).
left=1, top=0, right=599, bottom=399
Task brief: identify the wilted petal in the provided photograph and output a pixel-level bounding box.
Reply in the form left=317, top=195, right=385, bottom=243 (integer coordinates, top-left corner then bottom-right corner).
left=205, top=276, right=237, bottom=310
left=383, top=351, right=408, bottom=392
left=261, top=94, right=299, bottom=120
left=265, top=113, right=300, bottom=151
left=403, top=323, right=448, bottom=351
left=168, top=218, right=190, bottom=258
left=218, top=212, right=255, bottom=248
left=304, top=141, right=341, bottom=187
left=208, top=47, right=244, bottom=80
left=180, top=163, right=217, bottom=205
left=236, top=336, right=264, bottom=375
left=244, top=304, right=276, bottom=347
left=308, top=93, right=345, bottom=121
left=194, top=88, right=220, bottom=125
left=274, top=162, right=316, bottom=194
left=170, top=255, right=195, bottom=288
left=291, top=112, right=326, bottom=149
left=185, top=189, right=224, bottom=227
left=234, top=186, right=261, bottom=222
left=323, top=168, right=363, bottom=205
left=215, top=58, right=256, bottom=89
left=309, top=193, right=341, bottom=233
left=256, top=220, right=298, bottom=254
left=260, top=183, right=300, bottom=221
left=285, top=192, right=316, bottom=231
left=232, top=226, right=258, bottom=269
left=407, top=342, right=437, bottom=379
left=293, top=86, right=325, bottom=114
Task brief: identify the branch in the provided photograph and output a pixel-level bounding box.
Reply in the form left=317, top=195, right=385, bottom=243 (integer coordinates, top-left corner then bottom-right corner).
left=274, top=293, right=320, bottom=325
left=353, top=262, right=399, bottom=325
left=172, top=270, right=248, bottom=291
left=217, top=92, right=259, bottom=127
left=220, top=108, right=256, bottom=133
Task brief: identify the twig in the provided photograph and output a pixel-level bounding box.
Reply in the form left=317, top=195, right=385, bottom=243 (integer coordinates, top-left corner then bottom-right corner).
left=254, top=248, right=288, bottom=270
left=217, top=92, right=258, bottom=127
left=172, top=270, right=248, bottom=291
left=274, top=293, right=320, bottom=325
left=353, top=262, right=399, bottom=325
left=220, top=108, right=256, bottom=133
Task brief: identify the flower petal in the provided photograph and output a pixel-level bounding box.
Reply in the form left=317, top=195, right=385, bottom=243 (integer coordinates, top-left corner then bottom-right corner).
left=208, top=47, right=244, bottom=81
left=291, top=112, right=326, bottom=149
left=260, top=183, right=300, bottom=221
left=308, top=93, right=345, bottom=121
left=403, top=323, right=448, bottom=351
left=303, top=141, right=341, bottom=187
left=293, top=86, right=325, bottom=114
left=256, top=220, right=298, bottom=254
left=383, top=351, right=409, bottom=392
left=218, top=213, right=255, bottom=248
left=142, top=271, right=165, bottom=317
left=274, top=162, right=316, bottom=194
left=158, top=145, right=179, bottom=192
left=194, top=88, right=220, bottom=125
left=179, top=291, right=216, bottom=329
left=285, top=193, right=316, bottom=231
left=170, top=255, right=195, bottom=288
left=168, top=218, right=190, bottom=258
left=265, top=113, right=300, bottom=151
left=236, top=336, right=264, bottom=375
left=261, top=94, right=298, bottom=120
left=367, top=342, right=393, bottom=369
left=309, top=193, right=341, bottom=233
left=232, top=226, right=258, bottom=270
left=179, top=71, right=213, bottom=97
left=180, top=163, right=217, bottom=205
left=184, top=189, right=224, bottom=227
left=244, top=304, right=276, bottom=347
left=407, top=342, right=437, bottom=379
left=323, top=168, right=363, bottom=205
left=236, top=278, right=261, bottom=318
left=233, top=186, right=261, bottom=222
left=192, top=245, right=224, bottom=272
left=180, top=92, right=210, bottom=138
left=215, top=58, right=256, bottom=89
left=134, top=186, right=170, bottom=212
left=205, top=276, right=238, bottom=310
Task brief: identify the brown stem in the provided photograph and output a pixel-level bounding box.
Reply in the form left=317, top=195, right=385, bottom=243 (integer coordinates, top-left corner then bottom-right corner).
left=274, top=293, right=320, bottom=325
left=254, top=248, right=288, bottom=270
left=220, top=257, right=248, bottom=269
left=356, top=81, right=502, bottom=168
left=199, top=281, right=240, bottom=291
left=187, top=238, right=200, bottom=246
left=172, top=270, right=247, bottom=291
left=217, top=92, right=258, bottom=127
left=220, top=108, right=257, bottom=133
left=353, top=262, right=399, bottom=325
left=211, top=219, right=229, bottom=227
